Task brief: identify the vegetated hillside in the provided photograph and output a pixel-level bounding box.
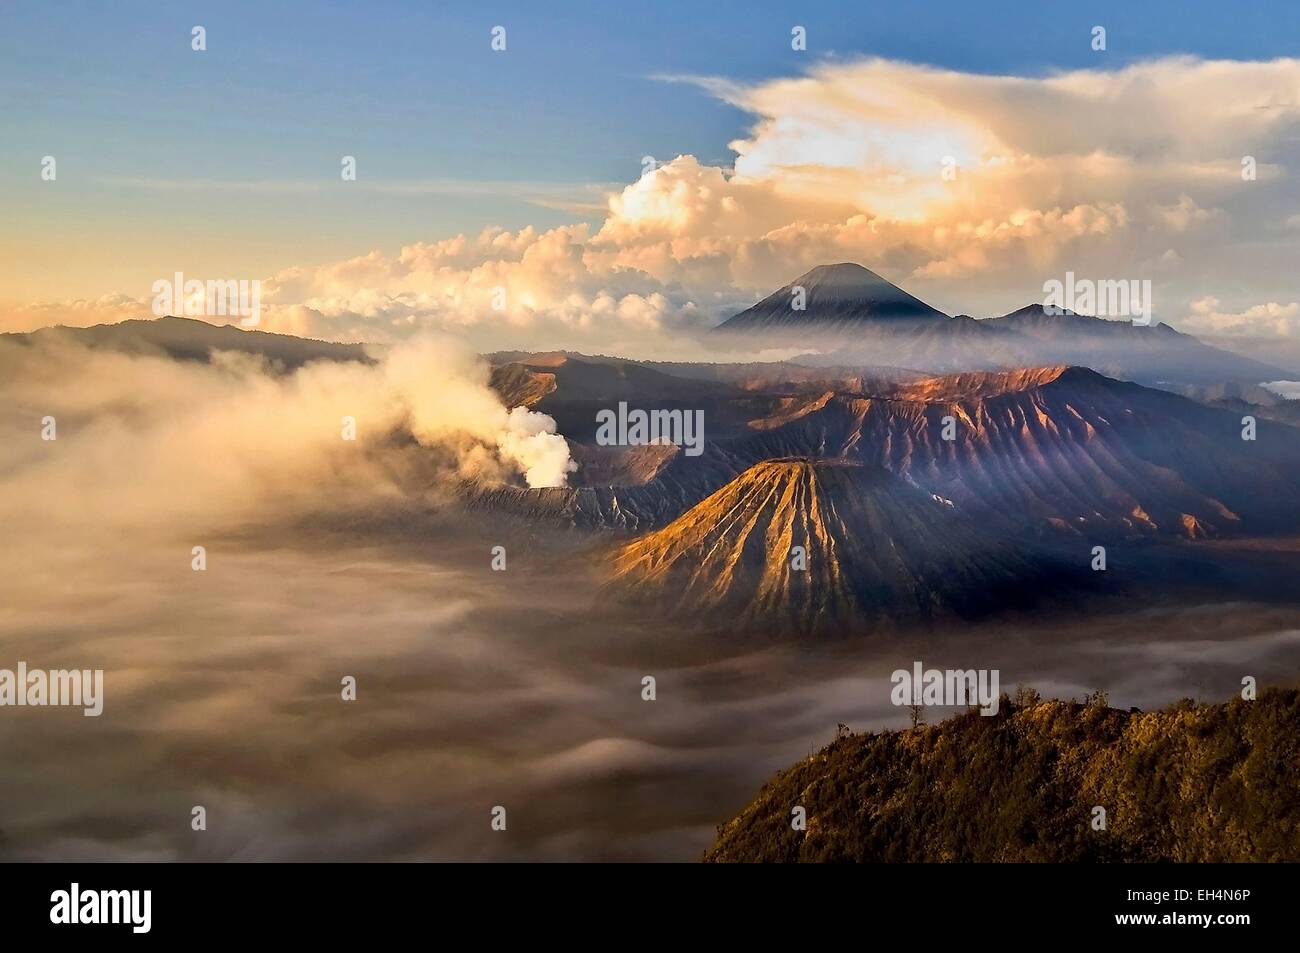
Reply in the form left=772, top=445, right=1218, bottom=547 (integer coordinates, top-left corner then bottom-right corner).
left=705, top=689, right=1300, bottom=862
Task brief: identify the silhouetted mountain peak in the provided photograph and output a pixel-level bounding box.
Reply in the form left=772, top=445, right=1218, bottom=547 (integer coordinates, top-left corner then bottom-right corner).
left=715, top=262, right=949, bottom=334
left=795, top=261, right=893, bottom=290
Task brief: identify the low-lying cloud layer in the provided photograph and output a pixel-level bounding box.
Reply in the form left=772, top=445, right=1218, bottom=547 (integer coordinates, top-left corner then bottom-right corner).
left=2, top=528, right=1296, bottom=861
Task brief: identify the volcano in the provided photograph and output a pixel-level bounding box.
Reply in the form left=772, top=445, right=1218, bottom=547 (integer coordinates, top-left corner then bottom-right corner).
left=713, top=262, right=949, bottom=336
left=608, top=458, right=1075, bottom=634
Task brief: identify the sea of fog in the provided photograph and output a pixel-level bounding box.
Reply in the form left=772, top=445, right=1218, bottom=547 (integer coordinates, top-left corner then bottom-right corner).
left=2, top=530, right=1298, bottom=862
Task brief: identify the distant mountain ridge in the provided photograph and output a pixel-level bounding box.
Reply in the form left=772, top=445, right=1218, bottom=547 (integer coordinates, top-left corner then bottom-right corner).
left=713, top=262, right=1297, bottom=385
left=2, top=316, right=371, bottom=368
left=10, top=275, right=1295, bottom=388
left=979, top=302, right=1291, bottom=385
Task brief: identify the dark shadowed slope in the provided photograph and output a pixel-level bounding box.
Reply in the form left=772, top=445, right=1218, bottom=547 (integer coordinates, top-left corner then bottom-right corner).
left=488, top=352, right=736, bottom=408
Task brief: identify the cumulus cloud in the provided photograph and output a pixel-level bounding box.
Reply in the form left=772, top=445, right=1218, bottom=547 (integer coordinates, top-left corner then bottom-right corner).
left=645, top=57, right=1298, bottom=299
left=245, top=222, right=732, bottom=355
left=6, top=56, right=1299, bottom=349
left=1262, top=380, right=1300, bottom=399
left=0, top=293, right=148, bottom=333
left=1183, top=297, right=1300, bottom=338
left=1176, top=297, right=1300, bottom=368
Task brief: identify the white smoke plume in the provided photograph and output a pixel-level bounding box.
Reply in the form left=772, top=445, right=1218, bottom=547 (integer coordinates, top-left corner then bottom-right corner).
left=0, top=335, right=574, bottom=547
left=378, top=336, right=576, bottom=489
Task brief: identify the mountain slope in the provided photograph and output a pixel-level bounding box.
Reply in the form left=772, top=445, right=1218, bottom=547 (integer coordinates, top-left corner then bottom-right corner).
left=608, top=458, right=1074, bottom=633
left=711, top=262, right=1294, bottom=384
left=982, top=303, right=1295, bottom=384
left=2, top=316, right=370, bottom=368
left=714, top=262, right=949, bottom=336
left=698, top=366, right=1300, bottom=539
left=470, top=366, right=1300, bottom=541
left=705, top=689, right=1300, bottom=862
left=489, top=353, right=736, bottom=408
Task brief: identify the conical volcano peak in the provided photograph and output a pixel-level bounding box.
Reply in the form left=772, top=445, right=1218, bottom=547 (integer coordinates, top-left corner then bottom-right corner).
left=790, top=260, right=904, bottom=289
left=607, top=457, right=1053, bottom=634
left=714, top=261, right=949, bottom=335
left=798, top=261, right=888, bottom=285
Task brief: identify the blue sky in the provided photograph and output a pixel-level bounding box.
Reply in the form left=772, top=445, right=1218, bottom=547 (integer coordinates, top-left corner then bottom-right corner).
left=2, top=0, right=1298, bottom=352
